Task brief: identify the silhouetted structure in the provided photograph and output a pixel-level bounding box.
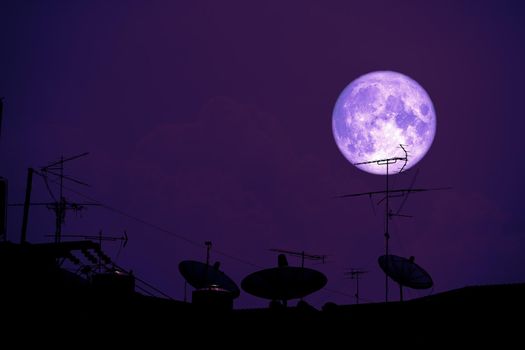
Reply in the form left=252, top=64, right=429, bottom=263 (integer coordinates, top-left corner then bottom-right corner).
left=345, top=268, right=368, bottom=304
left=241, top=254, right=327, bottom=306
left=338, top=145, right=448, bottom=302
left=178, top=241, right=240, bottom=310
left=0, top=125, right=521, bottom=338
left=0, top=177, right=6, bottom=241
left=269, top=248, right=326, bottom=267
left=0, top=97, right=3, bottom=138
left=378, top=254, right=433, bottom=301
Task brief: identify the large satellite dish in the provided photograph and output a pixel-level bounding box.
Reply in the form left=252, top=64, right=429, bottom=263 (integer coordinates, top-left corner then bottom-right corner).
left=241, top=254, right=327, bottom=302
left=179, top=260, right=240, bottom=298
left=378, top=254, right=433, bottom=301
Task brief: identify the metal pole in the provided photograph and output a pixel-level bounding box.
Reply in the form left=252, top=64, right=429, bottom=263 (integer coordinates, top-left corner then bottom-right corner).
left=385, top=161, right=389, bottom=303
left=205, top=241, right=211, bottom=265
left=20, top=168, right=34, bottom=244
left=98, top=230, right=103, bottom=272
left=356, top=273, right=360, bottom=305
left=56, top=156, right=64, bottom=244
left=0, top=178, right=7, bottom=241
left=0, top=97, right=4, bottom=138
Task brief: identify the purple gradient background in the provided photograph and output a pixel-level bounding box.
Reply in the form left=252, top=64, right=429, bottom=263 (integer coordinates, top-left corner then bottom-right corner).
left=1, top=0, right=524, bottom=308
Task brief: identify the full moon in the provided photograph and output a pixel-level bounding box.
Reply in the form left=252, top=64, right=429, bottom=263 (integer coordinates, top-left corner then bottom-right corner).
left=332, top=71, right=436, bottom=175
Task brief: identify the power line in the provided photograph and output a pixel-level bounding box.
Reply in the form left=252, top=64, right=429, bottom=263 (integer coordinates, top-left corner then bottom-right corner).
left=23, top=175, right=383, bottom=304
left=43, top=169, right=363, bottom=300
left=47, top=179, right=263, bottom=269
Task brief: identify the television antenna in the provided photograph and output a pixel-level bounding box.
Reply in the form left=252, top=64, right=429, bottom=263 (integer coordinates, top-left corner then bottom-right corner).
left=40, top=152, right=95, bottom=244
left=344, top=268, right=368, bottom=304
left=336, top=144, right=449, bottom=302
left=45, top=230, right=128, bottom=271
left=53, top=230, right=129, bottom=248
left=269, top=248, right=327, bottom=268
left=11, top=152, right=100, bottom=244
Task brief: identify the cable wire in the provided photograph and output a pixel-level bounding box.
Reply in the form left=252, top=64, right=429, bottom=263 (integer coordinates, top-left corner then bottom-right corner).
left=46, top=178, right=263, bottom=269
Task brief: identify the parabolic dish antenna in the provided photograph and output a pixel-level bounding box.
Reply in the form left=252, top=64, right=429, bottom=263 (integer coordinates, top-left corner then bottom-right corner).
left=179, top=260, right=240, bottom=298
left=378, top=254, right=433, bottom=301
left=241, top=254, right=327, bottom=302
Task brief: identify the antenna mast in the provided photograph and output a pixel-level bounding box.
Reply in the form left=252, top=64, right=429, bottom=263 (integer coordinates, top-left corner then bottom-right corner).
left=345, top=268, right=368, bottom=304
left=40, top=152, right=91, bottom=244
left=12, top=152, right=99, bottom=244
left=352, top=145, right=408, bottom=302
left=205, top=241, right=212, bottom=266
left=337, top=145, right=449, bottom=302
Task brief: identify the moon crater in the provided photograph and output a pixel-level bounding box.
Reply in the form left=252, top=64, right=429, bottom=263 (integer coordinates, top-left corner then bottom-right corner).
left=332, top=71, right=436, bottom=175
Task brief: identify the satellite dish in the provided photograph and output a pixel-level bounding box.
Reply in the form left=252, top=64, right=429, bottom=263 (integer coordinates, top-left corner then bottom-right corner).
left=179, top=260, right=240, bottom=298
left=241, top=255, right=327, bottom=302
left=378, top=254, right=433, bottom=300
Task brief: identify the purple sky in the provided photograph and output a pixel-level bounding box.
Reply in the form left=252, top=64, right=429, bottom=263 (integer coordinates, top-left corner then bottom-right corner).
left=1, top=0, right=524, bottom=308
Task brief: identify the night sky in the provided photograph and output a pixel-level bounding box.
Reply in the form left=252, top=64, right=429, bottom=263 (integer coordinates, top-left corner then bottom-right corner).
left=1, top=0, right=524, bottom=308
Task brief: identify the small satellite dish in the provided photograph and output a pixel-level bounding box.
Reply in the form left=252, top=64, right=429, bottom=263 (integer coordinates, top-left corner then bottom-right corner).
left=241, top=255, right=327, bottom=302
left=378, top=254, right=433, bottom=300
left=179, top=260, right=240, bottom=298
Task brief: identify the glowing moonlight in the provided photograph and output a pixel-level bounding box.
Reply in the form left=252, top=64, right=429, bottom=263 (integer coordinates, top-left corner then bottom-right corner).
left=332, top=71, right=436, bottom=175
